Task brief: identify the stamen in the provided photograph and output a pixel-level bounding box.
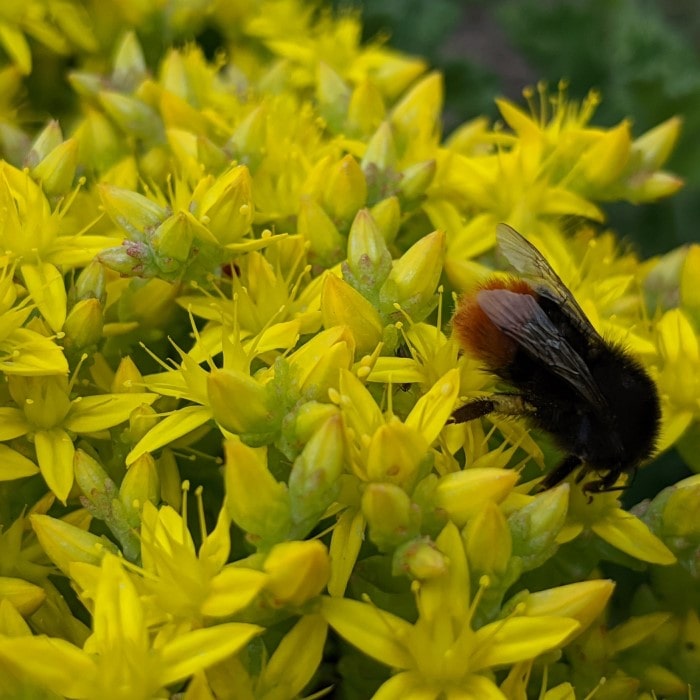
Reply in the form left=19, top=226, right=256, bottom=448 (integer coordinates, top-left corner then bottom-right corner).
left=195, top=485, right=207, bottom=544
left=181, top=479, right=190, bottom=543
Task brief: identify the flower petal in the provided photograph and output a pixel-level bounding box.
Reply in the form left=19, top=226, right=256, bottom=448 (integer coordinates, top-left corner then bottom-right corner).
left=472, top=616, right=580, bottom=670
left=0, top=635, right=96, bottom=697
left=591, top=511, right=676, bottom=565
left=260, top=615, right=328, bottom=696
left=65, top=392, right=157, bottom=432
left=0, top=407, right=30, bottom=440
left=405, top=368, right=460, bottom=445
left=0, top=444, right=39, bottom=480
left=201, top=567, right=267, bottom=617
left=126, top=405, right=212, bottom=465
left=21, top=262, right=67, bottom=332
left=373, top=671, right=438, bottom=700
left=321, top=596, right=414, bottom=670
left=34, top=428, right=75, bottom=502
left=327, top=508, right=365, bottom=597
left=159, top=623, right=263, bottom=685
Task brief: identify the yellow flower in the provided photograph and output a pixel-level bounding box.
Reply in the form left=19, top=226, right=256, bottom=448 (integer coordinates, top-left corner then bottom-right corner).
left=558, top=478, right=676, bottom=566
left=200, top=614, right=329, bottom=700
left=137, top=500, right=268, bottom=623
left=263, top=540, right=331, bottom=607
left=322, top=521, right=579, bottom=698
left=127, top=313, right=300, bottom=464
left=2, top=375, right=156, bottom=502
left=0, top=555, right=262, bottom=700
left=655, top=308, right=700, bottom=449
left=0, top=164, right=115, bottom=332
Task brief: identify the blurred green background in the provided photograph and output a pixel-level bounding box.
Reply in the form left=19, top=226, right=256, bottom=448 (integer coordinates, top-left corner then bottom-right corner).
left=332, top=0, right=700, bottom=257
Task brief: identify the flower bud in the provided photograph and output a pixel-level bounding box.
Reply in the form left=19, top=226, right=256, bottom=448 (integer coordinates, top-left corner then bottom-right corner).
left=157, top=448, right=182, bottom=510
left=224, top=439, right=292, bottom=545
left=98, top=184, right=167, bottom=239
left=361, top=121, right=398, bottom=172
left=317, top=62, right=350, bottom=132
left=27, top=121, right=63, bottom=164
left=323, top=155, right=367, bottom=228
left=161, top=92, right=206, bottom=134
left=119, top=453, right=160, bottom=524
left=30, top=514, right=115, bottom=576
left=577, top=120, right=631, bottom=188
left=632, top=116, right=682, bottom=170
left=111, top=31, right=147, bottom=90
left=366, top=422, right=428, bottom=489
left=208, top=368, right=271, bottom=436
left=263, top=539, right=331, bottom=607
left=370, top=196, right=401, bottom=244
left=197, top=134, right=229, bottom=172
left=297, top=196, right=345, bottom=266
left=0, top=577, right=45, bottom=616
left=346, top=208, right=392, bottom=291
left=656, top=309, right=700, bottom=420
left=128, top=403, right=159, bottom=444
left=291, top=401, right=340, bottom=447
left=392, top=537, right=448, bottom=580
left=681, top=244, right=700, bottom=315
left=112, top=355, right=144, bottom=394
left=625, top=170, right=684, bottom=203
left=199, top=165, right=254, bottom=245
left=362, top=482, right=414, bottom=550
left=73, top=260, right=106, bottom=304
left=381, top=229, right=445, bottom=319
left=228, top=104, right=267, bottom=168
left=390, top=72, right=442, bottom=148
left=73, top=108, right=122, bottom=172
left=31, top=139, right=78, bottom=197
left=121, top=277, right=178, bottom=327
left=98, top=91, right=162, bottom=142
left=508, top=484, right=570, bottom=570
left=462, top=501, right=512, bottom=578
left=398, top=159, right=436, bottom=202
left=0, top=597, right=32, bottom=635
left=150, top=212, right=195, bottom=265
left=347, top=79, right=386, bottom=136
left=74, top=448, right=116, bottom=513
left=98, top=243, right=153, bottom=276
left=434, top=467, right=518, bottom=527
left=288, top=326, right=355, bottom=398
left=63, top=299, right=104, bottom=355
left=637, top=665, right=687, bottom=698
left=321, top=274, right=383, bottom=357
left=524, top=580, right=615, bottom=638
left=645, top=475, right=700, bottom=570
left=288, top=416, right=344, bottom=536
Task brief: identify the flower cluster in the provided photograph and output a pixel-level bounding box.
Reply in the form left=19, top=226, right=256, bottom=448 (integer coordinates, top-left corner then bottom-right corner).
left=0, top=1, right=698, bottom=699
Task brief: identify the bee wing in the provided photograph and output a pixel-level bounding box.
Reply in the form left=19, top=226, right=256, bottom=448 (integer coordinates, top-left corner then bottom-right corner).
left=478, top=288, right=609, bottom=413
left=496, top=223, right=603, bottom=342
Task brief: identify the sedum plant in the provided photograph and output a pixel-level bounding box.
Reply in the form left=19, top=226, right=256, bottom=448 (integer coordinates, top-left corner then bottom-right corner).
left=0, top=1, right=698, bottom=699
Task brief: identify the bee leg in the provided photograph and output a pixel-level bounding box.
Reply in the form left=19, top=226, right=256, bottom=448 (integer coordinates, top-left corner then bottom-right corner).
left=450, top=393, right=534, bottom=424
left=538, top=454, right=582, bottom=492
left=582, top=468, right=626, bottom=497
left=450, top=398, right=496, bottom=423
